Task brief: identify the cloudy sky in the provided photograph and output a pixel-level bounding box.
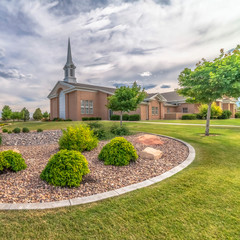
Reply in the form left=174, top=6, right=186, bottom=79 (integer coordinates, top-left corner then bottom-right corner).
left=0, top=0, right=240, bottom=113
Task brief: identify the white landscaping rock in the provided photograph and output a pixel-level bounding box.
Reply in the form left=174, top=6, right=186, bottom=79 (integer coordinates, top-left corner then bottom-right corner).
left=139, top=147, right=163, bottom=160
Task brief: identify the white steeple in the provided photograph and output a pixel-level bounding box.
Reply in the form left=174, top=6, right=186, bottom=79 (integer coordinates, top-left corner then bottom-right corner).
left=63, top=38, right=77, bottom=83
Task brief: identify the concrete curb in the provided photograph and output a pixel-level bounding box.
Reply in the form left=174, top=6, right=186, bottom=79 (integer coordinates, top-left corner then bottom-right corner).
left=0, top=134, right=195, bottom=210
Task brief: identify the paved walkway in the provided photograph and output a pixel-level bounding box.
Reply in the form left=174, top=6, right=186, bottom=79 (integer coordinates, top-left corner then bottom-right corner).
left=137, top=121, right=240, bottom=128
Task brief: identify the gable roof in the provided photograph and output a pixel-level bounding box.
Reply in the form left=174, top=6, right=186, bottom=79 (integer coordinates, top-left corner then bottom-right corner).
left=160, top=91, right=186, bottom=102
left=66, top=82, right=116, bottom=94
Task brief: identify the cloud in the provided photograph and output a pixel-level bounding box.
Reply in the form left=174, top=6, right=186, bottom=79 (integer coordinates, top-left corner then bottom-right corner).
left=160, top=84, right=171, bottom=89
left=0, top=0, right=240, bottom=112
left=139, top=71, right=152, bottom=77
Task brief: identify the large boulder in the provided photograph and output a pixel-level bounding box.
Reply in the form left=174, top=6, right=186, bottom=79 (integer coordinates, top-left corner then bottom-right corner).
left=139, top=147, right=163, bottom=160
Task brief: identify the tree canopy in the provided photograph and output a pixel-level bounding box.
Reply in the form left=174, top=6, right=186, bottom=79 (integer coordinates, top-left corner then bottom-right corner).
left=107, top=82, right=146, bottom=126
left=1, top=105, right=12, bottom=121
left=178, top=46, right=240, bottom=135
left=20, top=107, right=30, bottom=122
left=33, top=108, right=43, bottom=121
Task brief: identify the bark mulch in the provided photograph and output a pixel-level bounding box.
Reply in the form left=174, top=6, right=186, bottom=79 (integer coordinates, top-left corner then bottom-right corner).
left=0, top=133, right=188, bottom=203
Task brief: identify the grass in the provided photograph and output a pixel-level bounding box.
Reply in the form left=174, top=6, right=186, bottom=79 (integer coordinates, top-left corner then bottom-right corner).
left=1, top=122, right=240, bottom=239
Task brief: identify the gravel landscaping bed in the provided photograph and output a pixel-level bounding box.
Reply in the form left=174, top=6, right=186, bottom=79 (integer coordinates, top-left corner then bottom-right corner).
left=0, top=132, right=188, bottom=203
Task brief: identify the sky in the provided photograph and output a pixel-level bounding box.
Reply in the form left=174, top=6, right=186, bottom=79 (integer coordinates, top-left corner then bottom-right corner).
left=0, top=0, right=240, bottom=113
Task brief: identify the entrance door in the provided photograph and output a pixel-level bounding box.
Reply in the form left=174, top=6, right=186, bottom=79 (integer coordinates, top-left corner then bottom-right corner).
left=146, top=106, right=149, bottom=120
left=59, top=91, right=66, bottom=119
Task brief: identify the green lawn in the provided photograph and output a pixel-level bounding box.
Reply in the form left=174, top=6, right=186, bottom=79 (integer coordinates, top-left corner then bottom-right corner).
left=143, top=118, right=240, bottom=125
left=0, top=122, right=240, bottom=239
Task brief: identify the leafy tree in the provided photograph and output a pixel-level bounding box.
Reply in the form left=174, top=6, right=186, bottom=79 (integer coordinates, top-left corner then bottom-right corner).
left=107, top=82, right=146, bottom=126
left=42, top=111, right=49, bottom=120
left=11, top=111, right=21, bottom=122
left=20, top=107, right=30, bottom=122
left=1, top=105, right=12, bottom=121
left=198, top=103, right=222, bottom=119
left=178, top=46, right=240, bottom=136
left=33, top=108, right=43, bottom=121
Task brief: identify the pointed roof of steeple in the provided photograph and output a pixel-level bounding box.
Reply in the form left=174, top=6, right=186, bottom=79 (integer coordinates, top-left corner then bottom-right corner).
left=66, top=37, right=74, bottom=66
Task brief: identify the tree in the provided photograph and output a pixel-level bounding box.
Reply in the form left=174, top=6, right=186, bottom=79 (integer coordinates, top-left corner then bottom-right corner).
left=20, top=107, right=30, bottom=122
left=178, top=46, right=240, bottom=136
left=11, top=111, right=21, bottom=122
left=1, top=105, right=12, bottom=121
left=42, top=111, right=49, bottom=120
left=107, top=82, right=146, bottom=126
left=33, top=108, right=43, bottom=121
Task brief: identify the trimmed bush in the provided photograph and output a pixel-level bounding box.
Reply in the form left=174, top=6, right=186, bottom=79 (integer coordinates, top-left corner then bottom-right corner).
left=40, top=150, right=90, bottom=187
left=0, top=150, right=27, bottom=172
left=99, top=137, right=138, bottom=166
left=22, top=127, right=30, bottom=133
left=2, top=129, right=8, bottom=133
left=64, top=119, right=72, bottom=121
left=182, top=114, right=197, bottom=120
left=82, top=117, right=102, bottom=121
left=122, top=114, right=129, bottom=121
left=8, top=131, right=12, bottom=134
left=235, top=112, right=240, bottom=118
left=37, top=128, right=43, bottom=132
left=129, top=114, right=140, bottom=121
left=59, top=125, right=98, bottom=152
left=110, top=114, right=120, bottom=120
left=218, top=110, right=232, bottom=119
left=110, top=124, right=130, bottom=136
left=13, top=127, right=21, bottom=134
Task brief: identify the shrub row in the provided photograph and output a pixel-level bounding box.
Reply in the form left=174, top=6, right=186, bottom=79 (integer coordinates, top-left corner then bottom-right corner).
left=182, top=114, right=197, bottom=120
left=182, top=110, right=234, bottom=120
left=235, top=112, right=240, bottom=118
left=52, top=118, right=72, bottom=121
left=110, top=114, right=140, bottom=121
left=2, top=128, right=43, bottom=133
left=82, top=117, right=102, bottom=121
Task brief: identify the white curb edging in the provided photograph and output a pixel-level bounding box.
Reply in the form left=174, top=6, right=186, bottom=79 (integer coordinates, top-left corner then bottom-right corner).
left=0, top=134, right=195, bottom=210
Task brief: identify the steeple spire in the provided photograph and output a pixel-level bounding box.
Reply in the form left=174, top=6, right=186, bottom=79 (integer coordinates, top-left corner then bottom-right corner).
left=66, top=38, right=73, bottom=65
left=63, top=38, right=77, bottom=83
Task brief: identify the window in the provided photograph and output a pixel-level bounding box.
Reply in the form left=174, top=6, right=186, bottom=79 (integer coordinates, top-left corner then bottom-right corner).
left=70, top=69, right=73, bottom=77
left=152, top=107, right=159, bottom=115
left=183, top=107, right=188, bottom=113
left=81, top=100, right=93, bottom=115
left=167, top=108, right=170, bottom=113
left=81, top=100, right=85, bottom=114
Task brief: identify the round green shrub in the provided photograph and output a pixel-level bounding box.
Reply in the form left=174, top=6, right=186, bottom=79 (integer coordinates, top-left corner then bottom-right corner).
left=98, top=137, right=138, bottom=166
left=0, top=150, right=27, bottom=172
left=13, top=127, right=21, bottom=134
left=110, top=124, right=130, bottom=136
left=0, top=152, right=10, bottom=171
left=8, top=130, right=12, bottom=134
left=40, top=150, right=90, bottom=187
left=2, top=129, right=8, bottom=133
left=22, top=127, right=30, bottom=133
left=37, top=128, right=43, bottom=132
left=59, top=125, right=98, bottom=152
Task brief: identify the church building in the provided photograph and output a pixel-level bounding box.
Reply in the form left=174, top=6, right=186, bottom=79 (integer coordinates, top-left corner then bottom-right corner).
left=48, top=40, right=237, bottom=120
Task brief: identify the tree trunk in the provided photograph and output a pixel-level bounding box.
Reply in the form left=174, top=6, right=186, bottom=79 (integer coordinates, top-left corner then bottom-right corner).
left=120, top=111, right=123, bottom=127
left=205, top=102, right=212, bottom=136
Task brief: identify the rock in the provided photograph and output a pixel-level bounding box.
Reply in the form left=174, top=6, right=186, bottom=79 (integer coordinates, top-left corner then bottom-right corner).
left=136, top=134, right=164, bottom=145
left=12, top=148, right=20, bottom=153
left=139, top=147, right=163, bottom=160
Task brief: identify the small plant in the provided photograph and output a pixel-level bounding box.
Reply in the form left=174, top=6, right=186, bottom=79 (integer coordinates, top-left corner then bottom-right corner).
left=59, top=125, right=98, bottom=152
left=8, top=130, right=12, bottom=134
left=87, top=121, right=103, bottom=129
left=99, top=137, right=138, bottom=166
left=0, top=134, right=2, bottom=146
left=13, top=127, right=21, bottom=134
left=37, top=128, right=43, bottom=132
left=22, top=127, right=30, bottom=133
left=182, top=114, right=197, bottom=120
left=0, top=150, right=27, bottom=172
left=2, top=129, right=8, bottom=133
left=40, top=150, right=90, bottom=187
left=82, top=117, right=101, bottom=121
left=110, top=115, right=120, bottom=120
left=93, top=128, right=107, bottom=140
left=110, top=124, right=130, bottom=136
left=129, top=114, right=140, bottom=121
